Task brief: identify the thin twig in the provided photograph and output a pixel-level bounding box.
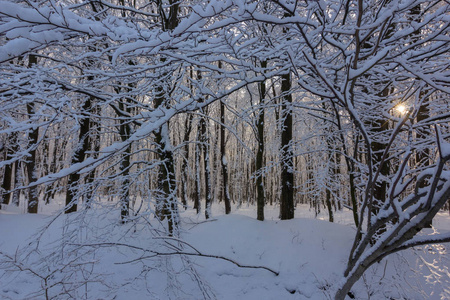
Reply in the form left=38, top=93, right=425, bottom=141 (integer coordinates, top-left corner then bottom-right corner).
left=69, top=242, right=280, bottom=276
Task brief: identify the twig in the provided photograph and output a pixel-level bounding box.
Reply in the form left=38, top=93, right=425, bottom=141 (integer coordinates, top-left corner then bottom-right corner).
left=69, top=242, right=279, bottom=276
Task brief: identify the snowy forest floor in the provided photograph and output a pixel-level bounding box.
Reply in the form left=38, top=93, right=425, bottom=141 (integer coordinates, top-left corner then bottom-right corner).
left=0, top=201, right=449, bottom=300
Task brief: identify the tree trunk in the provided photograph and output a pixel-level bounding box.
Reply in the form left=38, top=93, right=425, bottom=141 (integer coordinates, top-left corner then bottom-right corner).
left=1, top=133, right=17, bottom=207
left=41, top=137, right=51, bottom=204
left=220, top=99, right=231, bottom=215
left=152, top=0, right=180, bottom=235
left=411, top=4, right=431, bottom=228
left=370, top=116, right=389, bottom=216
left=84, top=113, right=100, bottom=209
left=369, top=85, right=391, bottom=240
left=1, top=158, right=13, bottom=207
left=325, top=189, right=333, bottom=222
left=194, top=131, right=201, bottom=214
left=119, top=119, right=132, bottom=222
left=200, top=110, right=212, bottom=219
left=26, top=55, right=39, bottom=214
left=256, top=62, right=266, bottom=221
left=154, top=123, right=178, bottom=235
left=65, top=97, right=92, bottom=214
left=12, top=161, right=21, bottom=205
left=279, top=70, right=294, bottom=220
left=180, top=114, right=193, bottom=209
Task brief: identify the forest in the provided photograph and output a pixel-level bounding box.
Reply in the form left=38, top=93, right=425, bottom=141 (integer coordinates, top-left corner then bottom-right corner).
left=0, top=0, right=449, bottom=299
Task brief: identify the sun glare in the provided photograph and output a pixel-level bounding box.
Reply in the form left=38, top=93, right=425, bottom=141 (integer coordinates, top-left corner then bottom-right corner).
left=396, top=104, right=407, bottom=115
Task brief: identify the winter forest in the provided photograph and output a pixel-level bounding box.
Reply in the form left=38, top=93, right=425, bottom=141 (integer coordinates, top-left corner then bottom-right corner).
left=0, top=0, right=449, bottom=299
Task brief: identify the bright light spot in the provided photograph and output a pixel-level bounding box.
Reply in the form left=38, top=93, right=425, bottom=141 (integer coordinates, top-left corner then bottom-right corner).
left=396, top=104, right=407, bottom=115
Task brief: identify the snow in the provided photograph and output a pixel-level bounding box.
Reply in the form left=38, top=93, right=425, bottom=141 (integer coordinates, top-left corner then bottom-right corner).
left=0, top=38, right=40, bottom=62
left=222, top=155, right=228, bottom=166
left=0, top=202, right=448, bottom=300
left=348, top=47, right=392, bottom=80
left=439, top=140, right=450, bottom=160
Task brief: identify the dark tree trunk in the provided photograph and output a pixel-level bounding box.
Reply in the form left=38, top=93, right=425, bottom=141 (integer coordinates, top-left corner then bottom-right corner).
left=194, top=133, right=201, bottom=214
left=1, top=133, right=17, bottom=207
left=41, top=137, right=51, bottom=204
left=152, top=0, right=180, bottom=235
left=279, top=70, right=294, bottom=220
left=200, top=111, right=212, bottom=219
left=325, top=189, right=334, bottom=223
left=323, top=101, right=337, bottom=223
left=84, top=113, right=100, bottom=209
left=220, top=99, right=231, bottom=215
left=65, top=97, right=92, bottom=214
left=180, top=114, right=193, bottom=209
left=154, top=124, right=178, bottom=234
left=193, top=68, right=212, bottom=219
left=26, top=102, right=39, bottom=214
left=153, top=87, right=177, bottom=230
left=119, top=118, right=132, bottom=222
left=416, top=93, right=431, bottom=228
left=334, top=150, right=342, bottom=211
left=369, top=85, right=391, bottom=239
left=26, top=55, right=39, bottom=214
left=48, top=133, right=66, bottom=202
left=1, top=159, right=13, bottom=207
left=411, top=4, right=431, bottom=228
left=256, top=61, right=267, bottom=221
left=370, top=117, right=389, bottom=215
left=12, top=161, right=21, bottom=205
left=366, top=10, right=395, bottom=233
left=349, top=171, right=359, bottom=227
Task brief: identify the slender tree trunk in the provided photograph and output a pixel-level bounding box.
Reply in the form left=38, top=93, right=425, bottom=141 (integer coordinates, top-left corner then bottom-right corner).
left=220, top=99, right=231, bottom=215
left=349, top=171, right=359, bottom=226
left=119, top=116, right=132, bottom=222
left=416, top=93, right=431, bottom=228
left=334, top=149, right=342, bottom=211
left=270, top=82, right=279, bottom=207
left=323, top=101, right=337, bottom=222
left=200, top=109, right=212, bottom=219
left=50, top=134, right=66, bottom=201
left=42, top=137, right=51, bottom=204
left=26, top=102, right=39, bottom=213
left=325, top=152, right=334, bottom=222
left=1, top=159, right=13, bottom=208
left=411, top=5, right=431, bottom=228
left=84, top=113, right=100, bottom=209
left=194, top=131, right=201, bottom=214
left=12, top=161, right=21, bottom=206
left=1, top=133, right=17, bottom=207
left=325, top=189, right=333, bottom=222
left=279, top=70, right=294, bottom=220
left=180, top=114, right=193, bottom=209
left=256, top=61, right=267, bottom=221
left=26, top=55, right=39, bottom=214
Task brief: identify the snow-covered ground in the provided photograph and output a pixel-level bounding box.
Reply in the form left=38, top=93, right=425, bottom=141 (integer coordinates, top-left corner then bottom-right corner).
left=0, top=201, right=449, bottom=300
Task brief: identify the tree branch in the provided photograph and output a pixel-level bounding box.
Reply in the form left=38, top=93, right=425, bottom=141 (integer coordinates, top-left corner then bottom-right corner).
left=70, top=242, right=280, bottom=276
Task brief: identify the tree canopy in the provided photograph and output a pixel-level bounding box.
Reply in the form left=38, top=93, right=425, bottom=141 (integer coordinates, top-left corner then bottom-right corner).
left=1, top=0, right=449, bottom=298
